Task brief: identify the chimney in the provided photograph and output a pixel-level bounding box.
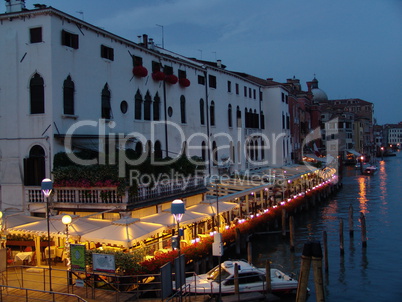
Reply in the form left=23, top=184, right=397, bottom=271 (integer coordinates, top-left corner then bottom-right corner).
left=142, top=34, right=148, bottom=48
left=217, top=59, right=222, bottom=68
left=306, top=81, right=312, bottom=93
left=5, top=0, right=26, bottom=13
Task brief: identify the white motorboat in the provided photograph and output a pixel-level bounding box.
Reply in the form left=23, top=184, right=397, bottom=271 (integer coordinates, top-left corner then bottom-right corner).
left=183, top=260, right=299, bottom=295
left=363, top=165, right=378, bottom=175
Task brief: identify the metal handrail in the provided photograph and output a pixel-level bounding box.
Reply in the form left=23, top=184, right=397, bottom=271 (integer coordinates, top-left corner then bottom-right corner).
left=0, top=284, right=87, bottom=301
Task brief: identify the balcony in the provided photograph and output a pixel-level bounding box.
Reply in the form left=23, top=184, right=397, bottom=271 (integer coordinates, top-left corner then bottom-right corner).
left=25, top=176, right=206, bottom=210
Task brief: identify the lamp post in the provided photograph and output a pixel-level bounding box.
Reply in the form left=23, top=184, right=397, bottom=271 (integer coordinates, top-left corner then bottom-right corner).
left=62, top=215, right=72, bottom=269
left=41, top=178, right=53, bottom=292
left=171, top=199, right=185, bottom=301
left=0, top=211, right=5, bottom=249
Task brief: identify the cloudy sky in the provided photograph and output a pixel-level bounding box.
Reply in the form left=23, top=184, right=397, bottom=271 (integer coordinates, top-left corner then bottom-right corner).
left=24, top=0, right=402, bottom=124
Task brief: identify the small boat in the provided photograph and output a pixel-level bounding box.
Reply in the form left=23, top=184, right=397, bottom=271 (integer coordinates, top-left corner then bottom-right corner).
left=183, top=260, right=300, bottom=295
left=363, top=165, right=377, bottom=175
left=355, top=162, right=370, bottom=170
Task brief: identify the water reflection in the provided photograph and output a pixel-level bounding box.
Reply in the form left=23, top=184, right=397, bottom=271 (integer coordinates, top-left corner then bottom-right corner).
left=357, top=177, right=368, bottom=214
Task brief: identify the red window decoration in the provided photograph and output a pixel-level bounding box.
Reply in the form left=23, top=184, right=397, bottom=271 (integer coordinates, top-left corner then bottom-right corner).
left=165, top=74, right=178, bottom=85
left=132, top=65, right=148, bottom=77
left=152, top=71, right=166, bottom=81
left=179, top=78, right=191, bottom=87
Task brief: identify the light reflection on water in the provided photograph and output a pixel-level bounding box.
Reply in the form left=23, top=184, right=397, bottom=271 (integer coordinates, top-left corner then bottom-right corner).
left=251, top=151, right=402, bottom=301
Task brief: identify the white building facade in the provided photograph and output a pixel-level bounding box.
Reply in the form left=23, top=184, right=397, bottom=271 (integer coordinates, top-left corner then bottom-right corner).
left=0, top=2, right=290, bottom=213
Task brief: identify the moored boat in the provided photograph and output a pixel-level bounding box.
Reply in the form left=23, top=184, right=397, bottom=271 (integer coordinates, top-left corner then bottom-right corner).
left=363, top=165, right=377, bottom=175
left=183, top=260, right=300, bottom=295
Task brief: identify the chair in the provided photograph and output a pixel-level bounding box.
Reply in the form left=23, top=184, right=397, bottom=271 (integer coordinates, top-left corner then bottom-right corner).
left=29, top=252, right=36, bottom=266
left=6, top=248, right=15, bottom=265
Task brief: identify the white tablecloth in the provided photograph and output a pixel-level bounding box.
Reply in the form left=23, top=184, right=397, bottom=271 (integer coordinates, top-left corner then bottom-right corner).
left=14, top=251, right=33, bottom=262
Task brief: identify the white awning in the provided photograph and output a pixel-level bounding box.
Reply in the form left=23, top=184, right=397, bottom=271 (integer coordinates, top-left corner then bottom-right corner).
left=347, top=149, right=361, bottom=156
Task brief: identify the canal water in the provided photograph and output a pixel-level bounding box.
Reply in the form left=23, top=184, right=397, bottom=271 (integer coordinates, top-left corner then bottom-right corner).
left=251, top=151, right=402, bottom=301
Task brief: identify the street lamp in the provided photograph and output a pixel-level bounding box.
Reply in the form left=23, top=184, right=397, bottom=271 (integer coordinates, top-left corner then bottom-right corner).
left=62, top=214, right=72, bottom=269
left=41, top=178, right=53, bottom=291
left=171, top=199, right=185, bottom=300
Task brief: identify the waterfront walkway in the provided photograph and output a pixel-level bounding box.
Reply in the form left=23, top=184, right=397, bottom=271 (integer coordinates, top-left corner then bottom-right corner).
left=1, top=263, right=209, bottom=302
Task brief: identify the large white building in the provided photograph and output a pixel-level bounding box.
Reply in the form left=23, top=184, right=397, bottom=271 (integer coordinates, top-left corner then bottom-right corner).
left=0, top=0, right=291, bottom=214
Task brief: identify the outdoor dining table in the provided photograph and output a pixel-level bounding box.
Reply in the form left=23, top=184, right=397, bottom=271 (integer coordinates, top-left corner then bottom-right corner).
left=14, top=251, right=34, bottom=264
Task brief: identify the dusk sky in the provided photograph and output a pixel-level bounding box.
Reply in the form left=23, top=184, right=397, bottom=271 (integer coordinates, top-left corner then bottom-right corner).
left=23, top=0, right=402, bottom=125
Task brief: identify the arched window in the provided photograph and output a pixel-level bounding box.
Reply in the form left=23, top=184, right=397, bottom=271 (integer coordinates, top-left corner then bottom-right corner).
left=254, top=140, right=259, bottom=160
left=228, top=104, right=232, bottom=128
left=153, top=93, right=160, bottom=121
left=180, top=95, right=186, bottom=123
left=134, top=90, right=142, bottom=120
left=261, top=140, right=265, bottom=160
left=237, top=106, right=242, bottom=127
left=154, top=140, right=162, bottom=159
left=144, top=91, right=152, bottom=121
left=250, top=141, right=254, bottom=161
left=201, top=141, right=206, bottom=161
left=210, top=101, right=215, bottom=126
left=30, top=73, right=44, bottom=114
left=135, top=142, right=143, bottom=155
left=212, top=141, right=218, bottom=165
left=199, top=99, right=205, bottom=125
left=63, top=75, right=74, bottom=115
left=260, top=111, right=265, bottom=129
left=146, top=140, right=152, bottom=157
left=101, top=83, right=111, bottom=119
left=23, top=145, right=45, bottom=186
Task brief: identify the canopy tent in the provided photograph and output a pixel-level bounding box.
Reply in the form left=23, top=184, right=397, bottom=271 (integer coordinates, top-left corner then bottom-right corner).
left=141, top=210, right=210, bottom=227
left=3, top=213, right=44, bottom=228
left=9, top=214, right=111, bottom=237
left=80, top=217, right=164, bottom=248
left=347, top=149, right=362, bottom=157
left=187, top=200, right=238, bottom=216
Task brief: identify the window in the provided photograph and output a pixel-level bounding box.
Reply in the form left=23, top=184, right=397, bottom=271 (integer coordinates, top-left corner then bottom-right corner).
left=133, top=56, right=143, bottom=66
left=164, top=65, right=173, bottom=75
left=144, top=91, right=152, bottom=121
left=237, top=106, right=242, bottom=127
left=180, top=95, right=186, bottom=123
left=30, top=27, right=42, bottom=43
left=249, top=88, right=252, bottom=98
left=23, top=145, right=46, bottom=186
left=120, top=100, right=128, bottom=114
left=200, top=99, right=205, bottom=125
left=135, top=90, right=142, bottom=120
left=227, top=81, right=232, bottom=93
left=210, top=101, right=215, bottom=126
left=152, top=61, right=162, bottom=72
left=154, top=140, right=162, bottom=159
left=153, top=93, right=160, bottom=121
left=63, top=75, right=74, bottom=115
left=201, top=141, right=206, bottom=161
left=178, top=70, right=187, bottom=79
left=212, top=141, right=218, bottom=165
left=260, top=111, right=265, bottom=129
left=208, top=75, right=216, bottom=88
left=236, top=83, right=239, bottom=95
left=30, top=73, right=44, bottom=114
left=228, top=104, right=232, bottom=127
left=281, top=92, right=285, bottom=102
left=61, top=30, right=79, bottom=49
left=101, top=83, right=111, bottom=119
left=253, top=89, right=256, bottom=99
left=198, top=75, right=205, bottom=85
left=244, top=86, right=247, bottom=97
left=101, top=45, right=114, bottom=61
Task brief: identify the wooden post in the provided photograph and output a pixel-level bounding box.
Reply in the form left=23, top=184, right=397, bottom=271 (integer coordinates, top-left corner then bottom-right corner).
left=235, top=227, right=241, bottom=255
left=281, top=208, right=286, bottom=237
left=348, top=205, right=354, bottom=238
left=323, top=231, right=329, bottom=272
left=360, top=212, right=367, bottom=248
left=265, top=259, right=272, bottom=294
left=296, top=242, right=312, bottom=302
left=339, top=219, right=344, bottom=255
left=234, top=263, right=239, bottom=297
left=247, top=241, right=252, bottom=264
left=289, top=216, right=295, bottom=252
left=311, top=241, right=325, bottom=302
